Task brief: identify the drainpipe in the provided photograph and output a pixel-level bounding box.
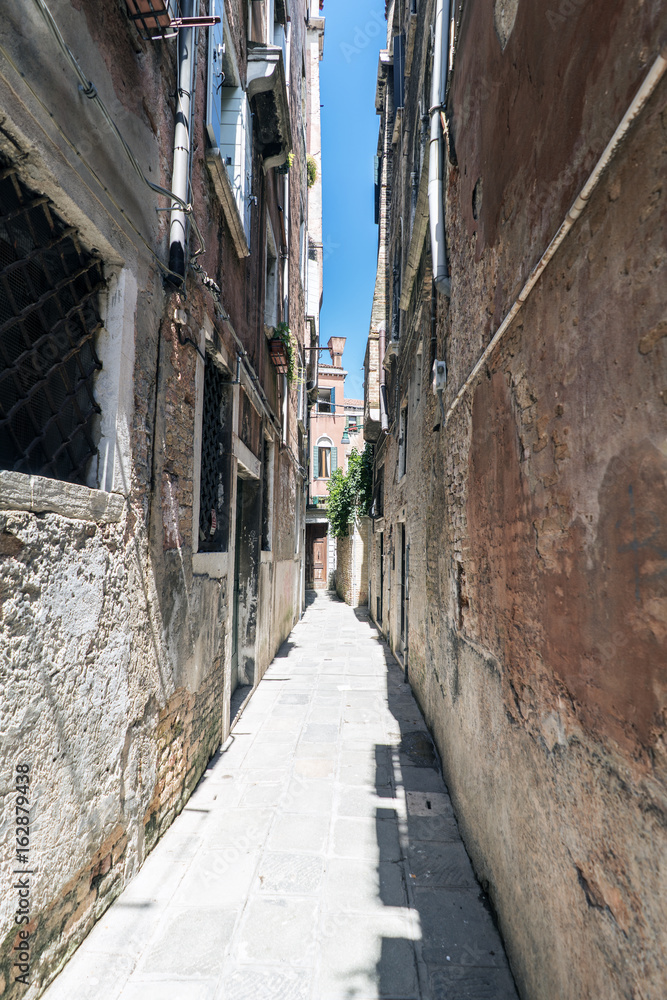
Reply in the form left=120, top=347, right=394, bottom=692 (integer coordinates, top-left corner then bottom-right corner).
left=378, top=325, right=388, bottom=432
left=169, top=0, right=196, bottom=280
left=428, top=0, right=451, bottom=298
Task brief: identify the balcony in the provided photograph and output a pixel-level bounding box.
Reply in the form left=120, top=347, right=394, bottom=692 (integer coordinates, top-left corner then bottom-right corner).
left=247, top=44, right=292, bottom=168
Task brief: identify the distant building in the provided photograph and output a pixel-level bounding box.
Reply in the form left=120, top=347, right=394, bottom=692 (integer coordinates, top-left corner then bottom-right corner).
left=306, top=337, right=363, bottom=588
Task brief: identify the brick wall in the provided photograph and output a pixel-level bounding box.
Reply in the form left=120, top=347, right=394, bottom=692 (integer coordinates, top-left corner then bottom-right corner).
left=335, top=517, right=370, bottom=608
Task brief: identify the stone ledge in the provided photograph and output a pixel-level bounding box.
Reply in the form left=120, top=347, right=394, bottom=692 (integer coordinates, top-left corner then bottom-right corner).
left=0, top=471, right=125, bottom=523
left=205, top=147, right=250, bottom=259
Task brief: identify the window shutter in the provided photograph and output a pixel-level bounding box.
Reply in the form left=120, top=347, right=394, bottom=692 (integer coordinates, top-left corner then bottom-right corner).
left=331, top=447, right=338, bottom=472
left=243, top=96, right=253, bottom=240
left=205, top=0, right=224, bottom=148
left=393, top=33, right=405, bottom=110
left=313, top=446, right=319, bottom=478
left=331, top=385, right=335, bottom=413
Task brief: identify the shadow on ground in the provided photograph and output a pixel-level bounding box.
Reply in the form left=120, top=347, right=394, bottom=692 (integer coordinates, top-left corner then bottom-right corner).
left=367, top=617, right=520, bottom=1000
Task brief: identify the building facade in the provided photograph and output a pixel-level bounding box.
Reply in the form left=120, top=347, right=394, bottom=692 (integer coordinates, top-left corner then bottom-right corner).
left=365, top=2, right=667, bottom=998
left=306, top=336, right=364, bottom=588
left=0, top=0, right=323, bottom=994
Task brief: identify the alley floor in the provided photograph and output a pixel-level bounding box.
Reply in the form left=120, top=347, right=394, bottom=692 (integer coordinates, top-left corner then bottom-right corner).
left=42, top=593, right=518, bottom=1000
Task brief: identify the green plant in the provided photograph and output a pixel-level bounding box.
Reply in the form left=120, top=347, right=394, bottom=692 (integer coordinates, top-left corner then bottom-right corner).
left=307, top=155, right=317, bottom=188
left=287, top=152, right=295, bottom=168
left=326, top=444, right=373, bottom=538
left=273, top=320, right=296, bottom=384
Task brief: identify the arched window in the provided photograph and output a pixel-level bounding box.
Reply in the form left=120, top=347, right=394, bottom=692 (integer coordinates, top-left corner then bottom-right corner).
left=314, top=436, right=336, bottom=479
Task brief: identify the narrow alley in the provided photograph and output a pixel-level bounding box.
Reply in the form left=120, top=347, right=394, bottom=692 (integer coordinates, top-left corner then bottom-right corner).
left=41, top=593, right=517, bottom=1000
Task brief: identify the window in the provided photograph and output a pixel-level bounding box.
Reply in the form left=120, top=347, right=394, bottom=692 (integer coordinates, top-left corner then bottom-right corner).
left=393, top=33, right=405, bottom=111
left=206, top=4, right=253, bottom=242
left=391, top=241, right=401, bottom=343
left=313, top=437, right=336, bottom=479
left=398, top=404, right=408, bottom=479
left=318, top=445, right=331, bottom=479
left=264, top=220, right=278, bottom=329
left=198, top=355, right=233, bottom=552
left=0, top=160, right=105, bottom=485
left=317, top=386, right=334, bottom=413
left=373, top=464, right=384, bottom=518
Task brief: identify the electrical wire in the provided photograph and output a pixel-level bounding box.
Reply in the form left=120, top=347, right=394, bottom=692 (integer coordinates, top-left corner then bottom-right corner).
left=31, top=0, right=206, bottom=259
left=0, top=41, right=186, bottom=284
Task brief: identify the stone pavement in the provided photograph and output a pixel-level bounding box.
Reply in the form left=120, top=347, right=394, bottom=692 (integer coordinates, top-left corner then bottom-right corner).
left=43, top=592, right=519, bottom=1000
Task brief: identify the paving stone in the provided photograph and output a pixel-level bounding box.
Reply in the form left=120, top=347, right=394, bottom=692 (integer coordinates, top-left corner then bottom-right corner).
left=81, top=898, right=166, bottom=956
left=405, top=791, right=452, bottom=817
left=235, top=897, right=318, bottom=965
left=398, top=766, right=446, bottom=793
left=302, top=723, right=339, bottom=742
left=406, top=842, right=477, bottom=888
left=173, top=849, right=260, bottom=907
left=217, top=966, right=312, bottom=1000
left=332, top=816, right=401, bottom=861
left=139, top=907, right=238, bottom=977
left=41, top=951, right=134, bottom=1000
left=427, top=965, right=519, bottom=1000
left=413, top=889, right=507, bottom=968
left=41, top=592, right=517, bottom=1000
left=294, top=757, right=335, bottom=778
left=242, top=743, right=294, bottom=769
left=280, top=776, right=334, bottom=813
left=121, top=981, right=218, bottom=1000
left=325, top=858, right=407, bottom=909
left=268, top=812, right=330, bottom=852
left=238, top=781, right=285, bottom=807
left=336, top=785, right=399, bottom=819
left=295, top=740, right=338, bottom=759
left=206, top=808, right=274, bottom=846
left=406, top=812, right=462, bottom=844
left=257, top=851, right=324, bottom=894
left=317, top=912, right=420, bottom=1000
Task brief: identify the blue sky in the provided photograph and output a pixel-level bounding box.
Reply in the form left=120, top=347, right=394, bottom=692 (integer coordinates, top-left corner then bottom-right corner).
left=319, top=0, right=385, bottom=401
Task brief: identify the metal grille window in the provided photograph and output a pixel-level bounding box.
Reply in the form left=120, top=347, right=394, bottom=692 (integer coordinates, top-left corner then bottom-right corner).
left=0, top=163, right=105, bottom=485
left=198, top=357, right=232, bottom=552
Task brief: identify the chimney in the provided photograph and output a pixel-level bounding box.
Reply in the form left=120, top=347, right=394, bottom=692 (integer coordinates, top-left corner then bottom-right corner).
left=328, top=336, right=346, bottom=367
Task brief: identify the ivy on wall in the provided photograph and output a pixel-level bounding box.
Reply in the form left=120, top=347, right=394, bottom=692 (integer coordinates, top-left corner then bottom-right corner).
left=326, top=444, right=374, bottom=537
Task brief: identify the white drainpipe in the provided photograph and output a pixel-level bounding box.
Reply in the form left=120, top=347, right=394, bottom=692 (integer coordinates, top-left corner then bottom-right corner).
left=428, top=0, right=451, bottom=298
left=169, top=0, right=196, bottom=279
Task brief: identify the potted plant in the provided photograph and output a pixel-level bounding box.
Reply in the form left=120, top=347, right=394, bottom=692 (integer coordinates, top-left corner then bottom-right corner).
left=268, top=321, right=296, bottom=383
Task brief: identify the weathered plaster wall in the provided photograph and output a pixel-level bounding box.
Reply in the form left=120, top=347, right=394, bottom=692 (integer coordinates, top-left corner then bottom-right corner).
left=367, top=0, right=667, bottom=997
left=0, top=0, right=310, bottom=995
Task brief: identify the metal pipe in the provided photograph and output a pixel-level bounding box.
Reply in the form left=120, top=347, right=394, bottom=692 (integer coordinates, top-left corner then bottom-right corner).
left=443, top=47, right=667, bottom=429
left=428, top=0, right=451, bottom=298
left=31, top=0, right=205, bottom=260
left=378, top=325, right=388, bottom=431
left=169, top=0, right=196, bottom=279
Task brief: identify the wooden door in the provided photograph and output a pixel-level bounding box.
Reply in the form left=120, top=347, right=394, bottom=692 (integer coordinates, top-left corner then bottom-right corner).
left=313, top=532, right=327, bottom=588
